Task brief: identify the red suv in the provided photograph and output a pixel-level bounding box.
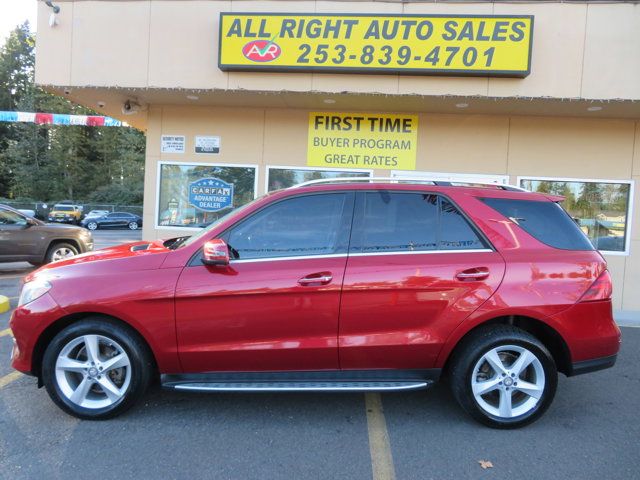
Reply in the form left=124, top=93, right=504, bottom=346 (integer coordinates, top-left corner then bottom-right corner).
left=10, top=180, right=620, bottom=428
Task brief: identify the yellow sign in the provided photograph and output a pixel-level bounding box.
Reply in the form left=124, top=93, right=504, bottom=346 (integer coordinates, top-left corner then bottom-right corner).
left=219, top=13, right=533, bottom=77
left=307, top=112, right=418, bottom=170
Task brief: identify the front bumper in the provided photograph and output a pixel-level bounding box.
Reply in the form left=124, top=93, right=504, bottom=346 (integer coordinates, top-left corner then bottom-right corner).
left=9, top=292, right=66, bottom=375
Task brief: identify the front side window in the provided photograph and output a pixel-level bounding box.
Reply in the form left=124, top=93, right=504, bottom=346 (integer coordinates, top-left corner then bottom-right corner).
left=158, top=163, right=257, bottom=228
left=351, top=192, right=485, bottom=253
left=226, top=193, right=350, bottom=260
left=267, top=167, right=371, bottom=191
left=519, top=178, right=632, bottom=253
left=0, top=209, right=26, bottom=226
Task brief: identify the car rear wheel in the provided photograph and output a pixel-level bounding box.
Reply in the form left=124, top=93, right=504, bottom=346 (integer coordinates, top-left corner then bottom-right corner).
left=449, top=325, right=557, bottom=429
left=128, top=221, right=138, bottom=230
left=42, top=318, right=152, bottom=420
left=87, top=221, right=98, bottom=230
left=45, top=242, right=78, bottom=263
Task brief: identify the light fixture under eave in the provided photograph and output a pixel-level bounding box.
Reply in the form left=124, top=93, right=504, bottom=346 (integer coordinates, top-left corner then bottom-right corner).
left=323, top=99, right=336, bottom=104
left=587, top=106, right=603, bottom=112
left=455, top=103, right=469, bottom=109
left=186, top=95, right=199, bottom=101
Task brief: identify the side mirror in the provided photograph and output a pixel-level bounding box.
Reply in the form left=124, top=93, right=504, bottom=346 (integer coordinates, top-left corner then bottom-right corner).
left=202, top=239, right=230, bottom=267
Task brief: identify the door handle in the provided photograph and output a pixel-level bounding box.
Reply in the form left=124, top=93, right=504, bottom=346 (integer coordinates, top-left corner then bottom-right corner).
left=456, top=267, right=489, bottom=281
left=298, top=273, right=333, bottom=286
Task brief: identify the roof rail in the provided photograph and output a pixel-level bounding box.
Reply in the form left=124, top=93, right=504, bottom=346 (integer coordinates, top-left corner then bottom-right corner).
left=291, top=176, right=529, bottom=192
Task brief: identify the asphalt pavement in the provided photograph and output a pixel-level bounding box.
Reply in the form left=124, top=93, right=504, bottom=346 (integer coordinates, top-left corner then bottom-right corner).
left=0, top=230, right=639, bottom=479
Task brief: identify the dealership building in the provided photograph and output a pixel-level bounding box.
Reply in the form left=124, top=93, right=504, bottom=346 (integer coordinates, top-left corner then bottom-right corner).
left=35, top=0, right=640, bottom=318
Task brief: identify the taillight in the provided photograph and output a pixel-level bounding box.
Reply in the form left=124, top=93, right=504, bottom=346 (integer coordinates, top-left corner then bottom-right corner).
left=580, top=270, right=613, bottom=302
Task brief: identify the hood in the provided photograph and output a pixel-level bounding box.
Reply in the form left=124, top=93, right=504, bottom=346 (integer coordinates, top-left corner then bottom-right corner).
left=26, top=240, right=170, bottom=282
left=40, top=222, right=84, bottom=231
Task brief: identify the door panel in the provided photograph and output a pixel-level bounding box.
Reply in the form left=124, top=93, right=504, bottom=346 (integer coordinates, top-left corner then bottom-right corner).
left=175, top=191, right=354, bottom=373
left=338, top=190, right=505, bottom=370
left=176, top=256, right=347, bottom=372
left=339, top=251, right=505, bottom=369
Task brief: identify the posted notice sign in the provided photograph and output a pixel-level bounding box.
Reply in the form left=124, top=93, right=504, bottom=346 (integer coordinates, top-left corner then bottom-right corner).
left=307, top=112, right=418, bottom=170
left=219, top=13, right=533, bottom=77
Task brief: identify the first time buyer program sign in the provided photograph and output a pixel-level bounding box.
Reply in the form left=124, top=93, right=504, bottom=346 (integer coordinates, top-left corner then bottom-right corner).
left=308, top=113, right=418, bottom=170
left=219, top=13, right=533, bottom=76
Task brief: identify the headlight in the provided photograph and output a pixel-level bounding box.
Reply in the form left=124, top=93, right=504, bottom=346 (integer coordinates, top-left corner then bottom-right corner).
left=18, top=279, right=52, bottom=307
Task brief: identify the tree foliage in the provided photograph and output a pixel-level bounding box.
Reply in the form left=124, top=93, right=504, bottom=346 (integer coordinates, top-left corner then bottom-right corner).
left=0, top=22, right=145, bottom=204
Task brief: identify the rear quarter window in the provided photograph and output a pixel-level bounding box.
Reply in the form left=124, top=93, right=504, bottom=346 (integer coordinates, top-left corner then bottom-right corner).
left=481, top=197, right=595, bottom=251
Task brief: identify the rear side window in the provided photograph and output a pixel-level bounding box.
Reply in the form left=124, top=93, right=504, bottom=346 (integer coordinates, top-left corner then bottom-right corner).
left=481, top=198, right=594, bottom=251
left=351, top=192, right=486, bottom=253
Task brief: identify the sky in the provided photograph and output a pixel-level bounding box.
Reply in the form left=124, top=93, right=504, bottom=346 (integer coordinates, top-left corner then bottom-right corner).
left=0, top=0, right=37, bottom=45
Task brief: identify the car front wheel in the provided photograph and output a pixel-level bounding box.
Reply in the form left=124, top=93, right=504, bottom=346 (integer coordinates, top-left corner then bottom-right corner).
left=449, top=325, right=557, bottom=429
left=128, top=221, right=139, bottom=230
left=45, top=242, right=78, bottom=263
left=42, top=318, right=152, bottom=420
left=87, top=221, right=98, bottom=230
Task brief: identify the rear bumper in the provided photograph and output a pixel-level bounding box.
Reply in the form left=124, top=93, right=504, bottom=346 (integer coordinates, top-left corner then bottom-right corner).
left=568, top=354, right=617, bottom=377
left=548, top=299, right=621, bottom=363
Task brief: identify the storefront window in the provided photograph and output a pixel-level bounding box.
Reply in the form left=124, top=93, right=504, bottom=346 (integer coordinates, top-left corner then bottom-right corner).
left=519, top=177, right=632, bottom=253
left=158, top=163, right=257, bottom=228
left=267, top=167, right=371, bottom=191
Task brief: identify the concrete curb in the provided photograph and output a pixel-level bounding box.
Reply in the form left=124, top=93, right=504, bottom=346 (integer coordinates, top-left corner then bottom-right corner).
left=0, top=295, right=9, bottom=314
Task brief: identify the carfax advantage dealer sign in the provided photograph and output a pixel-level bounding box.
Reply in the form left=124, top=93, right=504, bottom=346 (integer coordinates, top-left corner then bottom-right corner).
left=218, top=13, right=533, bottom=77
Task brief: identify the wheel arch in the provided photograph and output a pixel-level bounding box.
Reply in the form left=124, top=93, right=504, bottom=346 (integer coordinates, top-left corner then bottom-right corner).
left=441, top=315, right=572, bottom=377
left=31, top=312, right=159, bottom=385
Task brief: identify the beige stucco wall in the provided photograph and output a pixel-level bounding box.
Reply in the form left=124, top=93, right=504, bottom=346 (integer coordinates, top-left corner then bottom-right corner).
left=141, top=105, right=640, bottom=313
left=36, top=0, right=640, bottom=101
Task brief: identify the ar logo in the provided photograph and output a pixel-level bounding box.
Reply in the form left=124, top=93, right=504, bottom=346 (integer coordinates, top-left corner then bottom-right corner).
left=242, top=40, right=282, bottom=62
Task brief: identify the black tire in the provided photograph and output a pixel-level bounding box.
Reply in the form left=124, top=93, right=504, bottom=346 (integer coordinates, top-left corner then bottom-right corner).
left=45, top=242, right=79, bottom=264
left=87, top=221, right=98, bottom=231
left=449, top=325, right=557, bottom=429
left=42, top=317, right=153, bottom=420
left=128, top=221, right=139, bottom=230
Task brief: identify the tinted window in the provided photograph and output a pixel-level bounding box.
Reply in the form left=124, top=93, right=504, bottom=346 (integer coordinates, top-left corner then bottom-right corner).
left=0, top=209, right=26, bottom=226
left=351, top=192, right=485, bottom=253
left=481, top=198, right=594, bottom=251
left=226, top=194, right=349, bottom=260
left=107, top=213, right=121, bottom=218
left=440, top=199, right=485, bottom=250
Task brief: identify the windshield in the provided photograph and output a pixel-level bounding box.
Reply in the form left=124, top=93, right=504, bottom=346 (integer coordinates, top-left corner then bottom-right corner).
left=170, top=195, right=266, bottom=250
left=55, top=205, right=75, bottom=212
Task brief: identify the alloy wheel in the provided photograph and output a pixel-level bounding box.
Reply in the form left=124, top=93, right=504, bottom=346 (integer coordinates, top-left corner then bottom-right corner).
left=51, top=247, right=76, bottom=262
left=55, top=335, right=132, bottom=409
left=471, top=345, right=545, bottom=419
left=128, top=222, right=138, bottom=230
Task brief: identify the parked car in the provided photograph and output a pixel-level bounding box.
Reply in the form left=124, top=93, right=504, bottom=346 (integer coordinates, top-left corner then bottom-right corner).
left=0, top=204, right=93, bottom=265
left=48, top=204, right=83, bottom=225
left=80, top=212, right=142, bottom=231
left=9, top=180, right=620, bottom=427
left=84, top=210, right=110, bottom=220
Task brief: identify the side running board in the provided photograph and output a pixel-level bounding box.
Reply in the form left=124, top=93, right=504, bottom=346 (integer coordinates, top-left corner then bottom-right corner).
left=161, top=370, right=440, bottom=393
left=166, top=381, right=430, bottom=393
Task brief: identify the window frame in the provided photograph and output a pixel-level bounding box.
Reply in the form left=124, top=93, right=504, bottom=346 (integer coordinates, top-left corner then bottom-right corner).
left=517, top=175, right=634, bottom=256
left=155, top=160, right=259, bottom=232
left=349, top=190, right=493, bottom=256
left=265, top=165, right=373, bottom=192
